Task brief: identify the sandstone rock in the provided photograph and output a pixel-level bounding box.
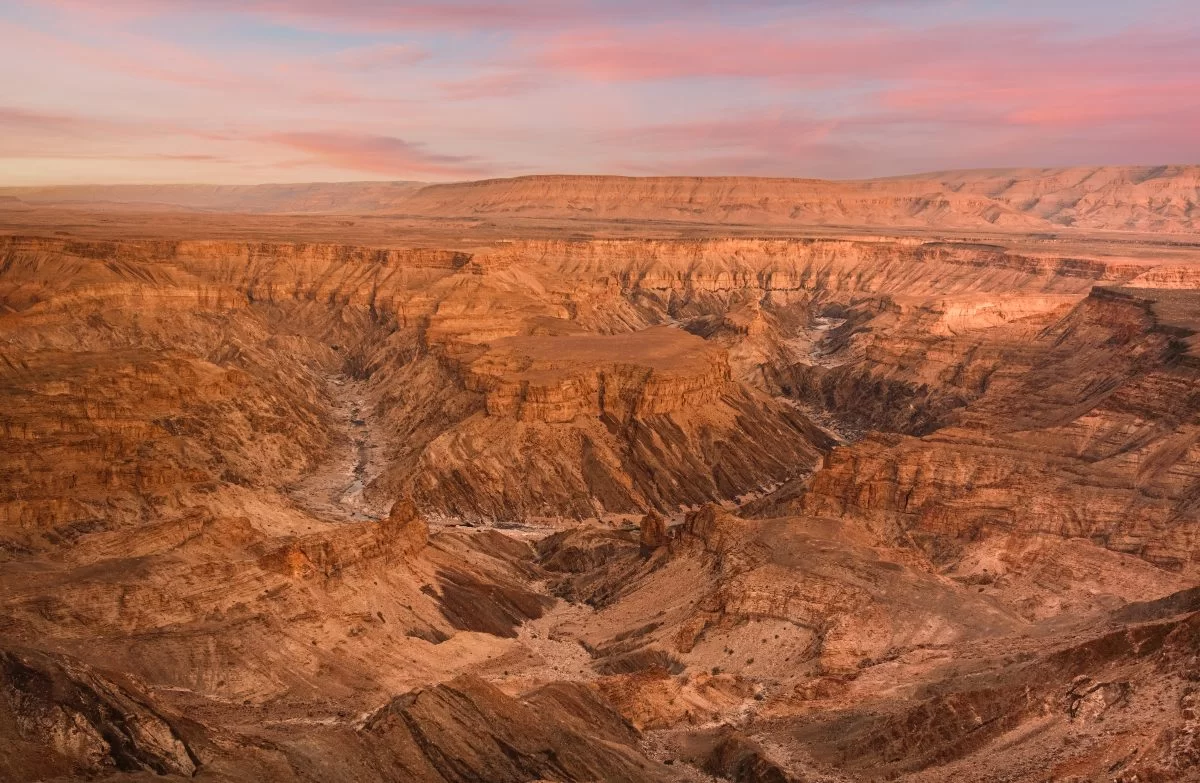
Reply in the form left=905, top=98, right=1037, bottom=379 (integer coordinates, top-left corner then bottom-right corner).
left=7, top=167, right=1200, bottom=234
left=383, top=497, right=428, bottom=552
left=1, top=177, right=1199, bottom=783
left=639, top=509, right=669, bottom=552
left=0, top=647, right=199, bottom=780
left=1067, top=678, right=1131, bottom=721
left=358, top=675, right=673, bottom=782
left=682, top=503, right=740, bottom=551
left=698, top=728, right=799, bottom=783
left=791, top=285, right=1200, bottom=581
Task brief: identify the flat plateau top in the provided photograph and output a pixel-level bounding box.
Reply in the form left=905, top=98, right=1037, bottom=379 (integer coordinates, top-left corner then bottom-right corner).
left=3, top=205, right=1200, bottom=266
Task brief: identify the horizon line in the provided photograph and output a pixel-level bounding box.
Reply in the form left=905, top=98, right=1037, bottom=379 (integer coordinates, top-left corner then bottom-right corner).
left=1, top=163, right=1196, bottom=190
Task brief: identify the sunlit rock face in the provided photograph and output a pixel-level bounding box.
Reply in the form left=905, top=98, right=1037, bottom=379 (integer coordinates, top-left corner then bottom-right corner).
left=0, top=172, right=1198, bottom=782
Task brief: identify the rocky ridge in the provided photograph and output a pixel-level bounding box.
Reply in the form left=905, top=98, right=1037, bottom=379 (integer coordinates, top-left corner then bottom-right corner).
left=4, top=166, right=1199, bottom=234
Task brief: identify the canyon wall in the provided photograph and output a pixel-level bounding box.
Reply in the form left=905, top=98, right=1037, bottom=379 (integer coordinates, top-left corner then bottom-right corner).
left=1, top=215, right=1198, bottom=782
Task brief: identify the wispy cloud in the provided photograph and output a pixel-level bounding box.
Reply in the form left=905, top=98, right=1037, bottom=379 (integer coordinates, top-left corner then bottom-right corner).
left=265, top=131, right=490, bottom=177
left=1, top=0, right=1197, bottom=183
left=438, top=72, right=542, bottom=101
left=536, top=22, right=1200, bottom=87
left=329, top=43, right=430, bottom=72
left=35, top=0, right=824, bottom=31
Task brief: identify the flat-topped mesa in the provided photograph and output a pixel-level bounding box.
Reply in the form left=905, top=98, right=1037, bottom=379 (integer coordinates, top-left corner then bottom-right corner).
left=463, top=325, right=731, bottom=423
left=465, top=237, right=1147, bottom=306
left=387, top=168, right=1200, bottom=234
left=8, top=166, right=1200, bottom=234
left=887, top=293, right=1083, bottom=336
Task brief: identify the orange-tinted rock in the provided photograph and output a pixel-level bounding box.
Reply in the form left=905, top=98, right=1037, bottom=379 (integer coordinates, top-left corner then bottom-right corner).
left=24, top=167, right=1194, bottom=234
left=0, top=173, right=1198, bottom=783
left=639, top=510, right=668, bottom=552
left=383, top=497, right=428, bottom=552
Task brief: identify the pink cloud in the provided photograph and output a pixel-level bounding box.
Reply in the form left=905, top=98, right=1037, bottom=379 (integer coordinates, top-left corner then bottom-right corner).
left=535, top=24, right=1011, bottom=83
left=0, top=18, right=423, bottom=112
left=0, top=106, right=101, bottom=133
left=535, top=19, right=1199, bottom=170
left=265, top=131, right=489, bottom=177
left=876, top=74, right=1200, bottom=133
left=32, top=0, right=811, bottom=31
left=438, top=72, right=541, bottom=101
left=0, top=106, right=248, bottom=172
left=3, top=0, right=1197, bottom=183
left=329, top=43, right=429, bottom=72
left=615, top=113, right=840, bottom=156
left=0, top=106, right=157, bottom=155
left=0, top=18, right=247, bottom=92
left=536, top=22, right=1200, bottom=89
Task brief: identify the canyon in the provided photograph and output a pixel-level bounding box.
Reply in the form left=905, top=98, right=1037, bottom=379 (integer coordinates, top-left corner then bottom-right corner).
left=0, top=169, right=1198, bottom=782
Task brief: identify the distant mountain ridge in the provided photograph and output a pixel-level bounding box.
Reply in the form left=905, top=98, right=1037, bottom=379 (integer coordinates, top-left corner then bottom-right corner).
left=3, top=165, right=1197, bottom=234
left=0, top=181, right=426, bottom=215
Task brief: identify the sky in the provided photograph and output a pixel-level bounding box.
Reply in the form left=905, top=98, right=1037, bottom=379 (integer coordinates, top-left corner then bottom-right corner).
left=0, top=0, right=1197, bottom=185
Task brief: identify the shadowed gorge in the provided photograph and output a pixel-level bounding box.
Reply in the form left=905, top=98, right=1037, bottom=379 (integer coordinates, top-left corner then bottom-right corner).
left=1, top=172, right=1198, bottom=782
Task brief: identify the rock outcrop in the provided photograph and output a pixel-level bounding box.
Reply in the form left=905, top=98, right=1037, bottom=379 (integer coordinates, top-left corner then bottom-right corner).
left=792, top=285, right=1200, bottom=577
left=383, top=498, right=429, bottom=553
left=356, top=675, right=673, bottom=783
left=0, top=648, right=199, bottom=780
left=639, top=510, right=668, bottom=552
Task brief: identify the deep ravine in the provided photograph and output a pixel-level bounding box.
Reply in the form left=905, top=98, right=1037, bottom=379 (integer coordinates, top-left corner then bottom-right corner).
left=287, top=373, right=389, bottom=522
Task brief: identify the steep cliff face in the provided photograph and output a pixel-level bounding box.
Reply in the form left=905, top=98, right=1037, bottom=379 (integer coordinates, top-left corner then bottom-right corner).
left=541, top=506, right=1027, bottom=680
left=793, top=286, right=1200, bottom=580
left=4, top=232, right=1192, bottom=538
left=401, top=167, right=1200, bottom=233
left=0, top=647, right=199, bottom=781
left=353, top=675, right=674, bottom=783
left=749, top=601, right=1200, bottom=782
left=0, top=237, right=822, bottom=532
left=0, top=348, right=328, bottom=552
left=0, top=243, right=341, bottom=553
